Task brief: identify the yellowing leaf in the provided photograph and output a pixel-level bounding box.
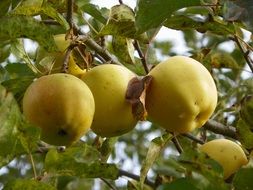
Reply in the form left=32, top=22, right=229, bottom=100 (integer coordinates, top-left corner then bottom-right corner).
left=112, top=36, right=135, bottom=65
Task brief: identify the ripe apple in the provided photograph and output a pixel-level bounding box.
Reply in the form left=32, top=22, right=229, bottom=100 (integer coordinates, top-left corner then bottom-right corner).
left=22, top=73, right=95, bottom=146
left=36, top=34, right=86, bottom=78
left=146, top=56, right=217, bottom=133
left=200, top=139, right=248, bottom=179
left=82, top=64, right=137, bottom=137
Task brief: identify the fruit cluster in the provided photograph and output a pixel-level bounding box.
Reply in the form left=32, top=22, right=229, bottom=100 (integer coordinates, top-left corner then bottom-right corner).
left=22, top=35, right=248, bottom=179
left=23, top=55, right=218, bottom=144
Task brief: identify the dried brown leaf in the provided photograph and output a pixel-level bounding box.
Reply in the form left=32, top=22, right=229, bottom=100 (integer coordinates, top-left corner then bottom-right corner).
left=125, top=75, right=152, bottom=121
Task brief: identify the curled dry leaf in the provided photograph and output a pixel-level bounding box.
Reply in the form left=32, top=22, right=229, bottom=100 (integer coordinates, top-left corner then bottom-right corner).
left=125, top=75, right=152, bottom=121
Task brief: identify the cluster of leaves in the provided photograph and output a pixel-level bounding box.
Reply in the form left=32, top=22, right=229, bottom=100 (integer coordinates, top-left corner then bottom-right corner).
left=0, top=0, right=253, bottom=189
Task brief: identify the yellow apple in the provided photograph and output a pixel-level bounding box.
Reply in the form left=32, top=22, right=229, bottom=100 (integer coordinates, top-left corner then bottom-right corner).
left=200, top=139, right=248, bottom=179
left=36, top=34, right=86, bottom=78
left=22, top=73, right=95, bottom=146
left=82, top=64, right=137, bottom=137
left=146, top=56, right=217, bottom=133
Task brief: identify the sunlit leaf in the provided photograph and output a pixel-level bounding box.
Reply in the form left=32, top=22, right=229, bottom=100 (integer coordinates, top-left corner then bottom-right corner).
left=4, top=179, right=56, bottom=190
left=0, top=16, right=57, bottom=52
left=11, top=39, right=40, bottom=74
left=12, top=4, right=68, bottom=29
left=135, top=0, right=200, bottom=33
left=99, top=4, right=137, bottom=38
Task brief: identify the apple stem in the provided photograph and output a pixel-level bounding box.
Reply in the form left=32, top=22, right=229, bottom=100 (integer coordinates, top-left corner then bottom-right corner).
left=172, top=135, right=183, bottom=153
left=29, top=153, right=37, bottom=179
left=133, top=40, right=149, bottom=74
left=118, top=169, right=155, bottom=188
left=233, top=33, right=253, bottom=73
left=62, top=45, right=74, bottom=73
left=182, top=133, right=205, bottom=145
left=100, top=178, right=117, bottom=190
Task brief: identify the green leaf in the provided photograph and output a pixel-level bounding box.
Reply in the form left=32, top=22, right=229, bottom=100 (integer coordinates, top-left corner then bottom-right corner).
left=81, top=3, right=108, bottom=24
left=2, top=76, right=35, bottom=103
left=99, top=137, right=118, bottom=161
left=0, top=16, right=57, bottom=52
left=18, top=122, right=41, bottom=153
left=164, top=14, right=235, bottom=36
left=12, top=4, right=68, bottom=29
left=0, top=42, right=11, bottom=63
left=2, top=62, right=36, bottom=102
left=236, top=119, right=253, bottom=149
left=158, top=178, right=200, bottom=190
left=45, top=145, right=119, bottom=179
left=243, top=78, right=253, bottom=94
left=0, top=0, right=11, bottom=17
left=179, top=148, right=223, bottom=176
left=11, top=39, right=40, bottom=74
left=0, top=65, right=8, bottom=83
left=135, top=0, right=200, bottom=33
left=223, top=0, right=253, bottom=32
left=156, top=147, right=229, bottom=189
left=0, top=83, right=39, bottom=167
left=5, top=62, right=35, bottom=77
left=205, top=52, right=239, bottom=69
left=240, top=95, right=253, bottom=127
left=4, top=179, right=56, bottom=190
left=140, top=133, right=173, bottom=188
left=0, top=85, right=24, bottom=167
left=233, top=168, right=253, bottom=190
left=99, top=4, right=137, bottom=38
left=112, top=36, right=135, bottom=65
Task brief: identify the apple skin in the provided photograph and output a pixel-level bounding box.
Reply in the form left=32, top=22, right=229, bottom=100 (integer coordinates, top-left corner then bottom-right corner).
left=22, top=73, right=95, bottom=146
left=146, top=56, right=217, bottom=133
left=200, top=139, right=248, bottom=179
left=82, top=64, right=137, bottom=137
